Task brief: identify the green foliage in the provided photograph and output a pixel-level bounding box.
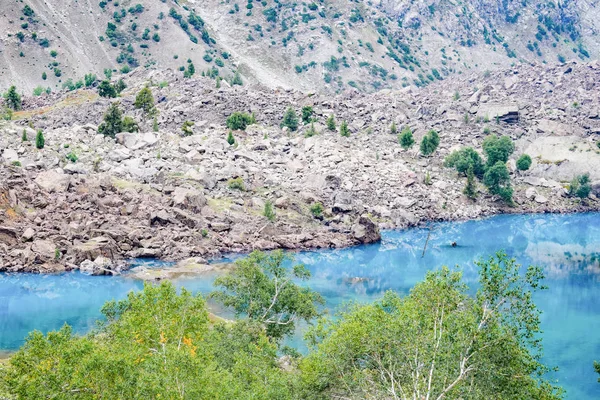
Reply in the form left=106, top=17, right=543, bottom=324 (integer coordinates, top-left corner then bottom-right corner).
left=181, top=120, right=194, bottom=136
left=420, top=129, right=440, bottom=156
left=398, top=126, right=414, bottom=150
left=595, top=361, right=600, bottom=383
left=98, top=103, right=123, bottom=139
left=568, top=173, right=591, bottom=199
left=301, top=106, right=314, bottom=124
left=134, top=87, right=156, bottom=116
left=83, top=74, right=96, bottom=88
left=227, top=177, right=245, bottom=191
left=114, top=79, right=127, bottom=94
left=35, top=129, right=45, bottom=149
left=263, top=200, right=276, bottom=222
left=444, top=147, right=485, bottom=177
left=1, top=107, right=13, bottom=121
left=103, top=69, right=113, bottom=79
left=232, top=71, right=243, bottom=86
left=152, top=116, right=158, bottom=132
left=281, top=107, right=299, bottom=131
left=424, top=170, right=432, bottom=185
left=226, top=112, right=255, bottom=131
left=483, top=161, right=513, bottom=204
left=21, top=129, right=27, bottom=142
left=98, top=80, right=117, bottom=98
left=42, top=72, right=47, bottom=80
left=211, top=250, right=323, bottom=340
left=326, top=114, right=336, bottom=131
left=304, top=123, right=317, bottom=138
left=463, top=165, right=478, bottom=199
left=122, top=116, right=139, bottom=133
left=4, top=86, right=22, bottom=110
left=32, top=86, right=44, bottom=96
left=483, top=135, right=515, bottom=167
left=339, top=120, right=349, bottom=137
left=300, top=252, right=561, bottom=400
left=65, top=152, right=78, bottom=163
left=227, top=131, right=235, bottom=145
left=517, top=154, right=532, bottom=171
left=390, top=121, right=397, bottom=134
left=310, top=202, right=324, bottom=218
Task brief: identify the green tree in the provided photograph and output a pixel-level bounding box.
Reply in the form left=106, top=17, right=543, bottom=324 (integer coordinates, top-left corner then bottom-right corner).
left=281, top=107, right=299, bottom=131
left=517, top=154, right=532, bottom=171
left=463, top=165, right=478, bottom=199
left=339, top=120, right=349, bottom=137
left=103, top=68, right=113, bottom=79
left=301, top=106, right=314, bottom=124
left=420, top=129, right=440, bottom=156
left=98, top=80, right=117, bottom=98
left=398, top=127, right=414, bottom=150
left=134, top=86, right=155, bottom=116
left=326, top=114, right=336, bottom=131
left=4, top=86, right=22, bottom=110
left=300, top=252, right=562, bottom=400
left=98, top=103, right=123, bottom=138
left=483, top=135, right=514, bottom=167
left=211, top=250, right=324, bottom=340
left=595, top=361, right=600, bottom=383
left=483, top=161, right=513, bottom=204
left=114, top=79, right=127, bottom=94
left=226, top=112, right=255, bottom=131
left=21, top=129, right=27, bottom=142
left=263, top=200, right=276, bottom=221
left=227, top=131, right=235, bottom=145
left=310, top=202, right=323, bottom=218
left=35, top=129, right=45, bottom=149
left=84, top=73, right=96, bottom=87
left=122, top=116, right=139, bottom=133
left=444, top=147, right=485, bottom=178
left=568, top=173, right=591, bottom=199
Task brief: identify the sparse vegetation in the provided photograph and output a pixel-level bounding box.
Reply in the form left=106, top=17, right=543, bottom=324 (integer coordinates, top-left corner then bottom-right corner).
left=281, top=107, right=299, bottom=131
left=226, top=112, right=255, bottom=131
left=568, top=173, right=591, bottom=199
left=227, top=131, right=235, bottom=145
left=326, top=114, right=336, bottom=131
left=4, top=86, right=22, bottom=110
left=35, top=129, right=45, bottom=149
left=98, top=103, right=123, bottom=139
left=301, top=106, right=314, bottom=125
left=181, top=120, right=194, bottom=136
left=134, top=87, right=156, bottom=116
left=399, top=127, right=414, bottom=150
left=339, top=120, right=349, bottom=137
left=227, top=177, right=245, bottom=191
left=420, top=130, right=440, bottom=156
left=263, top=200, right=276, bottom=221
left=517, top=154, right=532, bottom=171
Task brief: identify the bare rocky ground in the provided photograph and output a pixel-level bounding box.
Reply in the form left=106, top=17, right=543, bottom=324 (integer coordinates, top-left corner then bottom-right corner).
left=1, top=61, right=599, bottom=273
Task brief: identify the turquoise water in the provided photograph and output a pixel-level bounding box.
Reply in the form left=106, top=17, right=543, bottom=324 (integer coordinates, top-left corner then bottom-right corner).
left=1, top=213, right=599, bottom=398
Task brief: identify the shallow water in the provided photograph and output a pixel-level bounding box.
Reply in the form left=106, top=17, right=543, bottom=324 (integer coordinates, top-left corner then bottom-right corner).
left=1, top=213, right=599, bottom=398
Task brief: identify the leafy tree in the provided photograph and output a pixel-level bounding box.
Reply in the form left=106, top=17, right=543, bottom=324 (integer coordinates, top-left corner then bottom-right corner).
left=300, top=252, right=562, bottom=400
left=223, top=131, right=233, bottom=146
left=134, top=87, right=155, bottom=116
left=517, top=154, right=532, bottom=171
left=326, top=114, right=336, bottom=131
left=184, top=62, right=195, bottom=78
left=4, top=86, right=22, bottom=110
left=98, top=80, right=117, bottom=98
left=301, top=106, right=314, bottom=124
left=122, top=116, right=139, bottom=133
left=211, top=250, right=324, bottom=340
left=281, top=107, right=299, bottom=131
left=398, top=126, right=414, bottom=150
left=263, top=200, right=276, bottom=221
left=463, top=165, right=478, bottom=199
left=420, top=129, right=440, bottom=156
left=483, top=161, right=513, bottom=204
left=98, top=103, right=123, bottom=138
left=444, top=147, right=485, bottom=178
left=483, top=135, right=514, bottom=167
left=568, top=173, right=591, bottom=199
left=226, top=112, right=255, bottom=131
left=339, top=120, right=349, bottom=137
left=35, top=129, right=45, bottom=149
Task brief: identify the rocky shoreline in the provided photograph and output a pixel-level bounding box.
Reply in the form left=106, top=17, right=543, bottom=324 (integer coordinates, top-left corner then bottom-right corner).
left=1, top=62, right=600, bottom=273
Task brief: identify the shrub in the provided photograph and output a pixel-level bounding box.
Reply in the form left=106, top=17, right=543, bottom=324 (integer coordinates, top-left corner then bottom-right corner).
left=463, top=165, right=478, bottom=199
left=420, top=130, right=439, bottom=156
left=122, top=116, right=139, bottom=133
left=227, top=177, right=245, bottom=191
left=114, top=79, right=127, bottom=94
left=390, top=121, right=397, bottom=135
left=310, top=202, right=324, bottom=218
left=98, top=80, right=117, bottom=98
left=84, top=74, right=97, bottom=87
left=21, top=129, right=27, bottom=142
left=98, top=103, right=123, bottom=138
left=516, top=154, right=532, bottom=171
left=301, top=106, right=314, bottom=124
left=4, top=86, right=22, bottom=110
left=181, top=120, right=194, bottom=136
left=35, top=129, right=45, bottom=149
left=65, top=152, right=78, bottom=163
left=281, top=107, right=299, bottom=131
left=339, top=120, right=349, bottom=137
left=227, top=131, right=235, bottom=145
left=134, top=87, right=156, bottom=116
left=33, top=86, right=44, bottom=96
left=444, top=147, right=485, bottom=177
left=326, top=114, right=336, bottom=131
left=304, top=123, right=317, bottom=138
left=398, top=127, right=414, bottom=150
left=483, top=135, right=514, bottom=167
left=42, top=72, right=47, bottom=80
left=226, top=112, right=255, bottom=131
left=568, top=173, right=591, bottom=199
left=263, top=200, right=276, bottom=221
left=483, top=161, right=513, bottom=204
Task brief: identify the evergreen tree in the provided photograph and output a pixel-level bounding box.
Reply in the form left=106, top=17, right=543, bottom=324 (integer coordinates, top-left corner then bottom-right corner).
left=339, top=120, right=349, bottom=137
left=98, top=103, right=123, bottom=138
left=420, top=129, right=440, bottom=156
left=98, top=80, right=117, bottom=98
left=326, top=114, right=336, bottom=131
left=5, top=86, right=21, bottom=110
left=399, top=127, right=414, bottom=150
left=134, top=87, right=155, bottom=116
left=263, top=200, right=276, bottom=222
left=463, top=165, right=478, bottom=199
left=21, top=129, right=27, bottom=142
left=227, top=131, right=235, bottom=145
left=301, top=106, right=314, bottom=125
left=281, top=107, right=298, bottom=131
left=232, top=71, right=243, bottom=85
left=35, top=129, right=45, bottom=149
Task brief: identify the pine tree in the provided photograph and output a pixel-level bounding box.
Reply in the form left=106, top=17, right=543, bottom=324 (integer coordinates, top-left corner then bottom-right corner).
left=326, top=114, right=336, bottom=131
left=98, top=103, right=123, bottom=138
left=281, top=107, right=299, bottom=131
left=35, top=129, right=45, bottom=149
left=464, top=165, right=478, bottom=200
left=21, top=129, right=27, bottom=142
left=134, top=87, right=155, bottom=116
left=227, top=131, right=235, bottom=145
left=339, top=120, right=349, bottom=137
left=5, top=86, right=21, bottom=110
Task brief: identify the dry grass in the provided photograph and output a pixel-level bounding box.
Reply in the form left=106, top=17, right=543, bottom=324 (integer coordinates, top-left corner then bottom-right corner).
left=13, top=90, right=99, bottom=120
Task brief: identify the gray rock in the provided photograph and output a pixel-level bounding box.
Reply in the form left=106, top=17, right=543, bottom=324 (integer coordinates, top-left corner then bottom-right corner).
left=22, top=227, right=35, bottom=242
left=172, top=187, right=207, bottom=212
left=34, top=169, right=71, bottom=193
left=352, top=215, right=381, bottom=244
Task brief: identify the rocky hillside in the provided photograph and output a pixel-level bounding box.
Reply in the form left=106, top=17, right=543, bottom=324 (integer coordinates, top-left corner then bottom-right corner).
left=1, top=0, right=599, bottom=94
left=1, top=61, right=599, bottom=273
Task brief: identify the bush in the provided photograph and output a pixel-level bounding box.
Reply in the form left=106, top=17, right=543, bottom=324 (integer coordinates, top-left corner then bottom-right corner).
left=227, top=177, right=245, bottom=191
left=98, top=80, right=117, bottom=98
left=84, top=74, right=97, bottom=87
left=483, top=135, right=514, bottom=167
left=35, top=129, right=45, bottom=149
left=483, top=161, right=513, bottom=204
left=310, top=202, right=324, bottom=218
left=98, top=103, right=123, bottom=138
left=463, top=165, right=478, bottom=199
left=181, top=120, right=194, bottom=136
left=122, top=116, right=139, bottom=133
left=304, top=123, right=317, bottom=138
left=227, top=131, right=235, bottom=145
left=420, top=129, right=439, bottom=156
left=568, top=173, right=591, bottom=199
left=516, top=154, right=532, bottom=171
left=301, top=106, right=314, bottom=124
left=326, top=114, right=336, bottom=131
left=444, top=147, right=485, bottom=178
left=226, top=112, right=255, bottom=131
left=263, top=200, right=276, bottom=221
left=65, top=152, right=78, bottom=163
left=398, top=127, right=414, bottom=150
left=21, top=129, right=27, bottom=142
left=339, top=120, right=349, bottom=137
left=281, top=107, right=299, bottom=131
left=134, top=87, right=156, bottom=116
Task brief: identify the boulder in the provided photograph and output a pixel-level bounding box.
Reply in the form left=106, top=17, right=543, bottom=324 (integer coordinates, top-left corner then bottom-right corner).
left=21, top=227, right=35, bottom=242
left=31, top=239, right=56, bottom=261
left=332, top=191, right=353, bottom=213
left=352, top=215, right=381, bottom=244
left=72, top=236, right=116, bottom=262
left=172, top=187, right=207, bottom=212
left=2, top=149, right=19, bottom=164
left=34, top=169, right=71, bottom=193
left=477, top=103, right=519, bottom=124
